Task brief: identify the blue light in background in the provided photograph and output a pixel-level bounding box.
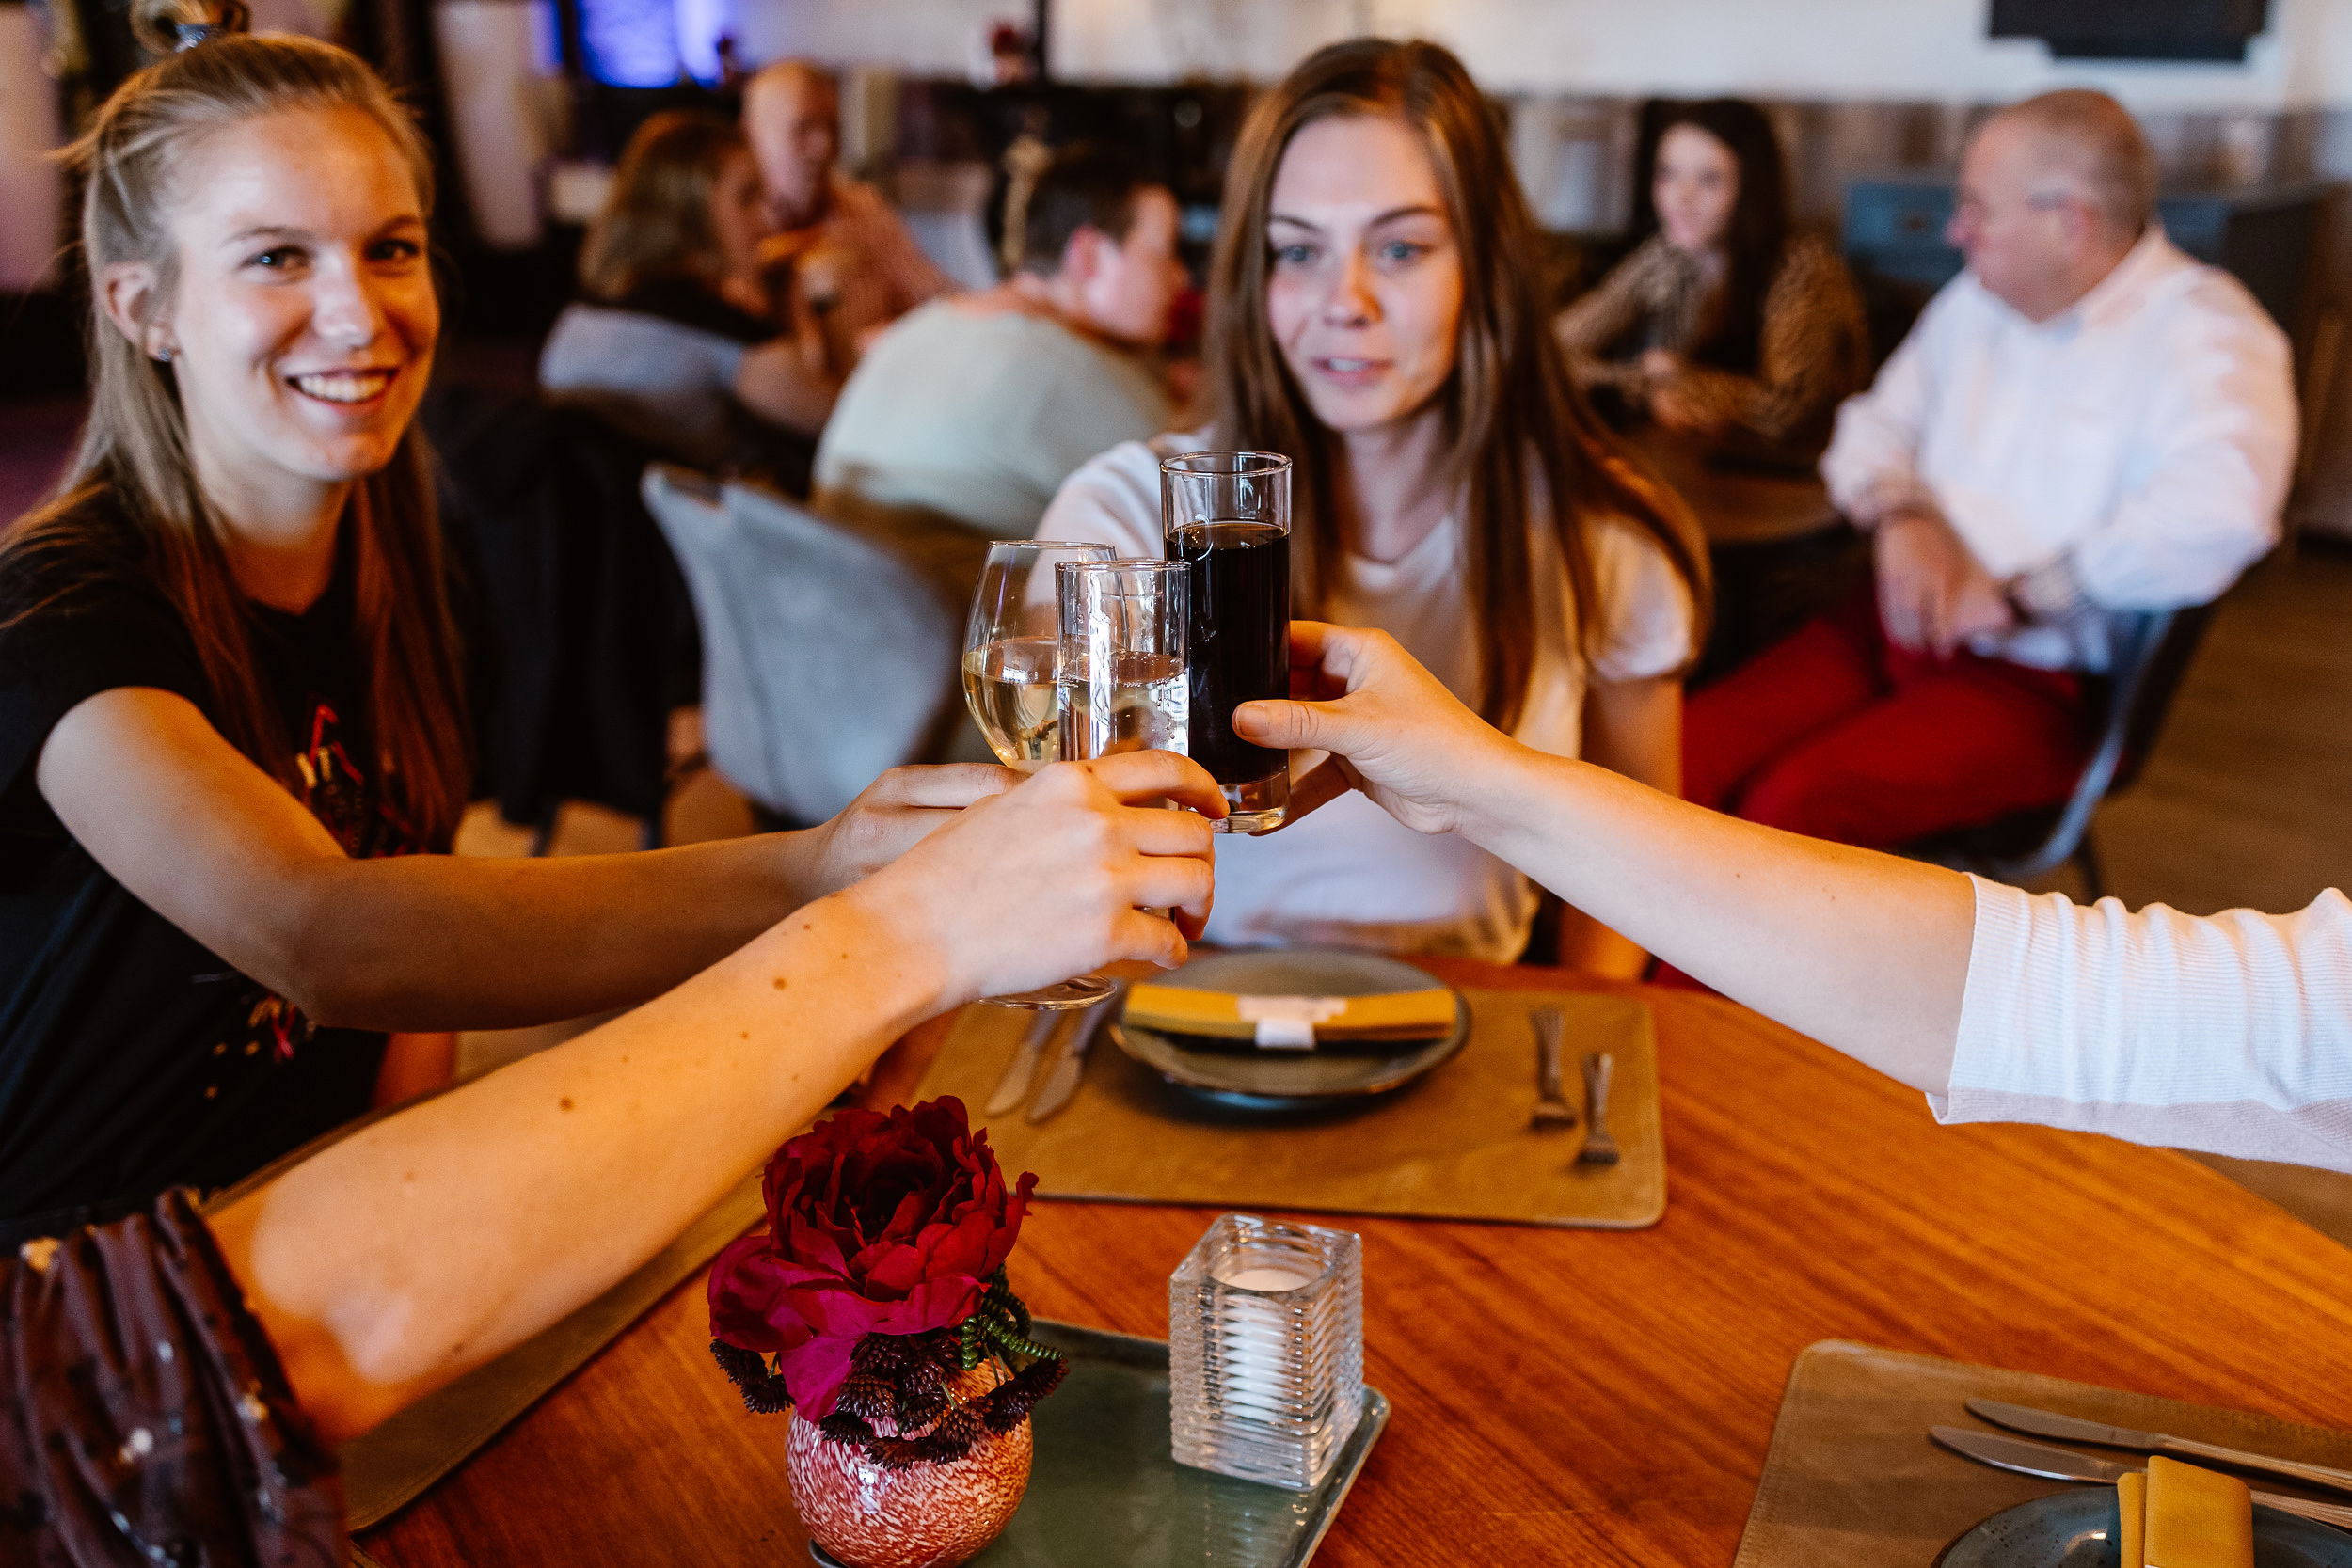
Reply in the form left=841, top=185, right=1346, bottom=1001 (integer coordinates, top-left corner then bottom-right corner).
left=674, top=0, right=738, bottom=83
left=580, top=0, right=736, bottom=87
left=580, top=0, right=680, bottom=87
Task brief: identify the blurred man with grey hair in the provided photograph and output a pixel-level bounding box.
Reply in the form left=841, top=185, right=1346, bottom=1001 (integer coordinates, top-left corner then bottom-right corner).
left=741, top=58, right=951, bottom=366
left=1685, top=87, right=2296, bottom=850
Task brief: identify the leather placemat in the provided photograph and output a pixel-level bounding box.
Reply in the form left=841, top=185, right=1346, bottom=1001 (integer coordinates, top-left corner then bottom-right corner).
left=1734, top=1340, right=2352, bottom=1568
left=342, top=1172, right=764, bottom=1532
left=914, top=989, right=1664, bottom=1228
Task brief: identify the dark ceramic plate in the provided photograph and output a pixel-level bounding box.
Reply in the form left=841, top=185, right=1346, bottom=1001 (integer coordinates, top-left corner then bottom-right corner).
left=1107, top=948, right=1470, bottom=1113
left=807, top=1320, right=1388, bottom=1568
left=1933, top=1488, right=2352, bottom=1567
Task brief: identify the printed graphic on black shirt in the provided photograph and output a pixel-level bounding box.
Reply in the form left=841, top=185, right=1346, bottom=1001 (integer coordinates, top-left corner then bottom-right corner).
left=205, top=694, right=424, bottom=1090
left=0, top=515, right=415, bottom=1234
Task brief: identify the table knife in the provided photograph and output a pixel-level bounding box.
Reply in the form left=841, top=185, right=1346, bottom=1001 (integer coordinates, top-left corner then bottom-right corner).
left=1930, top=1425, right=2352, bottom=1530
left=986, top=1009, right=1065, bottom=1117
left=1967, top=1398, right=2352, bottom=1499
left=1025, top=990, right=1120, bottom=1125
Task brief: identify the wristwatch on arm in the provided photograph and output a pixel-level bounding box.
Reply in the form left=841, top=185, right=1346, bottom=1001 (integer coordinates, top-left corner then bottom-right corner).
left=2001, top=553, right=2090, bottom=627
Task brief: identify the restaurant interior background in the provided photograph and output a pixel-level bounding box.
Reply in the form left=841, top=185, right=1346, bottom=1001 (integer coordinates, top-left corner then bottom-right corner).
left=2, top=0, right=2350, bottom=1136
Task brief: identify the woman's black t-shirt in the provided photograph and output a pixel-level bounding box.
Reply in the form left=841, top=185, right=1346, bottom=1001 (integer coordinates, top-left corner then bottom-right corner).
left=0, top=500, right=423, bottom=1246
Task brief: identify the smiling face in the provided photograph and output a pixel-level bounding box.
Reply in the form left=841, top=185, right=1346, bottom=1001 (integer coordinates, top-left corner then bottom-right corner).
left=1653, top=122, right=1740, bottom=254
left=1262, top=114, right=1464, bottom=436
left=112, top=103, right=437, bottom=516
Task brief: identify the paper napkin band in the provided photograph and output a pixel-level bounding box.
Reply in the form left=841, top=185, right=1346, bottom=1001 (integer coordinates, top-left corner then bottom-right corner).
left=2143, top=1455, right=2253, bottom=1568
left=1123, top=985, right=1458, bottom=1050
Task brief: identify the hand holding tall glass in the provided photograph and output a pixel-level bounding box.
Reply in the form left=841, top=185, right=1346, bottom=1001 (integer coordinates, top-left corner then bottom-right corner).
left=961, top=540, right=1120, bottom=1009
left=1160, top=452, right=1292, bottom=832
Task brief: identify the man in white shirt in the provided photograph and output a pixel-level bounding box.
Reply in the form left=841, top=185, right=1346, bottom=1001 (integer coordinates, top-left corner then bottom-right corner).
left=1685, top=88, right=2296, bottom=849
left=815, top=144, right=1184, bottom=537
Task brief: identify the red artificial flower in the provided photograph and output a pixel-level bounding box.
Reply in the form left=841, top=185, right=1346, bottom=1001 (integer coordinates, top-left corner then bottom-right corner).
left=708, top=1097, right=1037, bottom=1419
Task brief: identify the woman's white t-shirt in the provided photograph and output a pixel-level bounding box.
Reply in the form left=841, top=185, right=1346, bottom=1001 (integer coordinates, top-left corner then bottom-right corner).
left=1040, top=431, right=1694, bottom=962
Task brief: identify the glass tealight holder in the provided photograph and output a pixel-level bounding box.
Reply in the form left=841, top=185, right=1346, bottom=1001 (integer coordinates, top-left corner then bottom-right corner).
left=1168, top=1212, right=1364, bottom=1491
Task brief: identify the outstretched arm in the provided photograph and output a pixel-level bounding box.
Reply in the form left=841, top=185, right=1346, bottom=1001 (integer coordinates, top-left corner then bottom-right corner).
left=207, top=750, right=1225, bottom=1443
left=1238, top=624, right=1971, bottom=1090
left=1248, top=626, right=2352, bottom=1176
left=40, top=688, right=1013, bottom=1031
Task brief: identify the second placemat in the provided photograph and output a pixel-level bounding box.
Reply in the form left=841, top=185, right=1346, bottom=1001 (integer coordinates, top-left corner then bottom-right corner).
left=1734, top=1339, right=2352, bottom=1568
left=914, top=987, right=1663, bottom=1228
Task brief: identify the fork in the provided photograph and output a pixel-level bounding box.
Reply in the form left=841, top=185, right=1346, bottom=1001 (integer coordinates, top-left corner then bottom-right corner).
left=1530, top=1007, right=1576, bottom=1131
left=1576, top=1052, right=1621, bottom=1166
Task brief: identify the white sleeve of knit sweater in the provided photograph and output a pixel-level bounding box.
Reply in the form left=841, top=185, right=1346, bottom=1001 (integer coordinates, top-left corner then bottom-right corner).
left=1933, top=877, right=2352, bottom=1173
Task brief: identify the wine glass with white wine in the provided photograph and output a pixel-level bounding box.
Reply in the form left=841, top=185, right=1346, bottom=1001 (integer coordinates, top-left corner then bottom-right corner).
left=963, top=540, right=1118, bottom=776
left=961, top=540, right=1120, bottom=1008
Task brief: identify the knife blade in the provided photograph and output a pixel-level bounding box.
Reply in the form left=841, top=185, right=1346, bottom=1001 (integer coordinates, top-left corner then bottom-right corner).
left=1967, top=1398, right=2352, bottom=1499
left=1025, top=989, right=1120, bottom=1125
left=1931, top=1426, right=2352, bottom=1531
left=1932, top=1425, right=2137, bottom=1483
left=986, top=1009, right=1065, bottom=1117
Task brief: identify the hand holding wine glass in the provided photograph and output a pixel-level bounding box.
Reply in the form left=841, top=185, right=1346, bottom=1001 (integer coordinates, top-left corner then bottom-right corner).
left=842, top=751, right=1224, bottom=1010
left=796, top=763, right=1023, bottom=898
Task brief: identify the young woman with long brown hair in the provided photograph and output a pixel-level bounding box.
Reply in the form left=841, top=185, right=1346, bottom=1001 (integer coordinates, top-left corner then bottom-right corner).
left=1554, top=98, right=1869, bottom=458
left=0, top=4, right=1004, bottom=1248
left=1043, top=38, right=1709, bottom=969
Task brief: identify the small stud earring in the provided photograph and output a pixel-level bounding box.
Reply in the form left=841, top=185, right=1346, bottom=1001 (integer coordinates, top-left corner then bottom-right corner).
left=154, top=348, right=172, bottom=363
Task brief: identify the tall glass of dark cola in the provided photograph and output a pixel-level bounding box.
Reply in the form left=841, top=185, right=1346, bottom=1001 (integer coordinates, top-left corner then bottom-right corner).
left=1159, top=451, right=1291, bottom=833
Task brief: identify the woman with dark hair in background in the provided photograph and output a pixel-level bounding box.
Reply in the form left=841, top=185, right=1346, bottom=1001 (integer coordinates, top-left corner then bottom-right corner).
left=1555, top=97, right=1868, bottom=458
left=539, top=108, right=837, bottom=488
left=0, top=8, right=1002, bottom=1249
left=1047, top=38, right=1709, bottom=972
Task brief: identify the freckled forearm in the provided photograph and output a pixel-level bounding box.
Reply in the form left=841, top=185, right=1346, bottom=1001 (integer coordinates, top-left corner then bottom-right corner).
left=211, top=893, right=946, bottom=1439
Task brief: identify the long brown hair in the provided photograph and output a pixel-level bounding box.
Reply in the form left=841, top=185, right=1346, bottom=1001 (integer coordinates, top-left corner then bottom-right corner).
left=1629, top=98, right=1791, bottom=375
left=1206, top=38, right=1709, bottom=733
left=579, top=109, right=745, bottom=302
left=0, top=0, right=469, bottom=845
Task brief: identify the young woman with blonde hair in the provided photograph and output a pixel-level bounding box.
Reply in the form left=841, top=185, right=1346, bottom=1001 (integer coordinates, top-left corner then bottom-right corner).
left=1044, top=37, right=1709, bottom=969
left=0, top=3, right=1011, bottom=1247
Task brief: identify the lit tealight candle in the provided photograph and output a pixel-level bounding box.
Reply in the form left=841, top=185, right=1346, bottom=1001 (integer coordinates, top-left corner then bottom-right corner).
left=1171, top=1213, right=1364, bottom=1490
left=1215, top=1264, right=1311, bottom=1291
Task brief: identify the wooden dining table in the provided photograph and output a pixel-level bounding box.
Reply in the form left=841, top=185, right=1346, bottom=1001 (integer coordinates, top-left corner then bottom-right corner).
left=358, top=958, right=2352, bottom=1566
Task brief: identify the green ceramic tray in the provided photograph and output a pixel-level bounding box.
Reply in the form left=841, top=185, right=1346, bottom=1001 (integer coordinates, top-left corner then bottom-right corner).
left=811, top=1320, right=1389, bottom=1568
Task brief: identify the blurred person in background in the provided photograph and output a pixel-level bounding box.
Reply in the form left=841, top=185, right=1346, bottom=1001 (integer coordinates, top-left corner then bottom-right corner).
left=1045, top=39, right=1708, bottom=973
left=742, top=58, right=953, bottom=372
left=540, top=109, right=834, bottom=491
left=814, top=143, right=1184, bottom=538
left=1685, top=88, right=2296, bottom=850
left=1554, top=98, right=1869, bottom=462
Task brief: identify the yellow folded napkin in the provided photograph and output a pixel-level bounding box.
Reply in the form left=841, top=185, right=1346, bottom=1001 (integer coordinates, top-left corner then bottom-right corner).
left=2142, top=1455, right=2253, bottom=1568
left=1122, top=984, right=1458, bottom=1050
left=2120, top=1469, right=2147, bottom=1568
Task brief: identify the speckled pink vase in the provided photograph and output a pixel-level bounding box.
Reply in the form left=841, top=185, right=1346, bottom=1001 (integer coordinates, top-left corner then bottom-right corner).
left=786, top=1363, right=1033, bottom=1568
